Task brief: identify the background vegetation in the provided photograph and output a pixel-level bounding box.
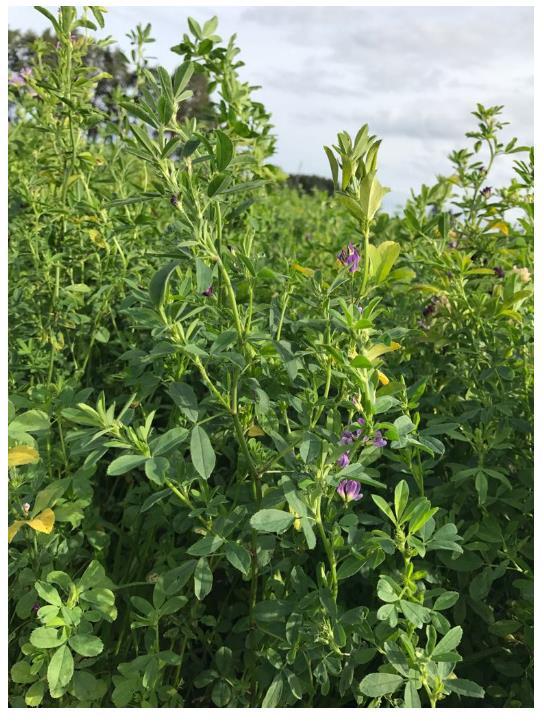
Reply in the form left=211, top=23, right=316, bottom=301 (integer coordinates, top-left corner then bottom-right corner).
left=8, top=6, right=533, bottom=709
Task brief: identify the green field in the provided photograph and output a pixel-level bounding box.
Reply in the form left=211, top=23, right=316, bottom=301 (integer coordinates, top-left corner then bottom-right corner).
left=8, top=7, right=533, bottom=709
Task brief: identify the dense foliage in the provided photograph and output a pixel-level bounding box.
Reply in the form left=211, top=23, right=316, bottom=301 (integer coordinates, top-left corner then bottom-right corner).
left=8, top=6, right=533, bottom=709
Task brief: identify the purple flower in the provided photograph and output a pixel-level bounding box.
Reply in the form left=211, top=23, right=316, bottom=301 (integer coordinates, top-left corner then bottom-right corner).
left=481, top=186, right=492, bottom=199
left=493, top=266, right=505, bottom=279
left=337, top=452, right=350, bottom=468
left=9, top=67, right=32, bottom=86
left=9, top=74, right=25, bottom=87
left=202, top=286, right=213, bottom=297
left=32, top=602, right=41, bottom=614
left=336, top=479, right=363, bottom=503
left=337, top=243, right=361, bottom=273
left=373, top=430, right=387, bottom=448
left=340, top=419, right=366, bottom=445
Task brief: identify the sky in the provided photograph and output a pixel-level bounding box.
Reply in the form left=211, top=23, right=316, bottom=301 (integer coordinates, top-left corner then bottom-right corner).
left=8, top=4, right=534, bottom=211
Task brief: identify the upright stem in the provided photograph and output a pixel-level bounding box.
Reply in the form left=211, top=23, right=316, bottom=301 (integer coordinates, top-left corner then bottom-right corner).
left=360, top=220, right=371, bottom=298
left=315, top=496, right=338, bottom=600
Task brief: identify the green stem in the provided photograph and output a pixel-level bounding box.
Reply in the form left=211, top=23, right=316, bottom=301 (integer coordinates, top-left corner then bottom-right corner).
left=360, top=220, right=371, bottom=298
left=315, top=496, right=338, bottom=600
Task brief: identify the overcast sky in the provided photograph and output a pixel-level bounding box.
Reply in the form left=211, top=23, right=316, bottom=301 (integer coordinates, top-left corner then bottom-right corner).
left=9, top=5, right=534, bottom=210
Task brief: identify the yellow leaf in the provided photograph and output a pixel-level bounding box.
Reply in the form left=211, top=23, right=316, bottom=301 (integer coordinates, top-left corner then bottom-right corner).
left=8, top=446, right=40, bottom=468
left=247, top=424, right=265, bottom=437
left=292, top=263, right=314, bottom=277
left=491, top=221, right=509, bottom=236
left=366, top=342, right=401, bottom=361
left=8, top=521, right=25, bottom=543
left=27, top=508, right=55, bottom=535
left=378, top=371, right=390, bottom=385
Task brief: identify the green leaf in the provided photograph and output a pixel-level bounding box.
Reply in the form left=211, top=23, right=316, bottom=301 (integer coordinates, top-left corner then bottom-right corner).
left=432, top=626, right=463, bottom=658
left=225, top=542, right=251, bottom=575
left=188, top=16, right=202, bottom=38
left=286, top=669, right=304, bottom=700
left=140, top=488, right=172, bottom=513
left=250, top=509, right=294, bottom=534
left=433, top=591, right=460, bottom=611
left=394, top=415, right=416, bottom=436
left=371, top=495, right=397, bottom=524
left=359, top=672, right=403, bottom=697
left=212, top=679, right=232, bottom=707
left=377, top=578, right=399, bottom=603
left=215, top=130, right=234, bottom=171
left=195, top=258, right=213, bottom=294
left=173, top=61, right=194, bottom=96
left=399, top=600, right=430, bottom=627
left=107, top=455, right=146, bottom=476
left=30, top=627, right=65, bottom=649
left=324, top=146, right=339, bottom=187
left=368, top=241, right=401, bottom=284
left=190, top=426, right=216, bottom=480
left=373, top=395, right=401, bottom=414
left=394, top=480, right=409, bottom=519
left=160, top=560, right=197, bottom=595
left=194, top=558, right=213, bottom=600
left=359, top=171, right=390, bottom=220
left=208, top=173, right=230, bottom=197
left=33, top=477, right=70, bottom=515
left=25, top=680, right=45, bottom=707
left=168, top=382, right=199, bottom=422
left=71, top=670, right=108, bottom=701
left=262, top=673, right=284, bottom=708
left=444, top=678, right=485, bottom=698
left=35, top=6, right=61, bottom=32
left=336, top=193, right=365, bottom=222
left=404, top=680, right=421, bottom=707
left=187, top=535, right=224, bottom=557
left=68, top=634, right=104, bottom=657
left=9, top=410, right=50, bottom=433
left=144, top=457, right=169, bottom=485
left=475, top=470, right=488, bottom=505
left=157, top=94, right=174, bottom=125
left=280, top=477, right=316, bottom=549
left=79, top=560, right=106, bottom=590
left=34, top=581, right=62, bottom=607
left=149, top=427, right=188, bottom=456
left=337, top=555, right=365, bottom=580
left=149, top=260, right=179, bottom=307
left=11, top=660, right=37, bottom=684
left=47, top=645, right=74, bottom=691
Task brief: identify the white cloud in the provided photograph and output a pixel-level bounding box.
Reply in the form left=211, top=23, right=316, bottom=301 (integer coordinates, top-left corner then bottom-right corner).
left=8, top=5, right=533, bottom=208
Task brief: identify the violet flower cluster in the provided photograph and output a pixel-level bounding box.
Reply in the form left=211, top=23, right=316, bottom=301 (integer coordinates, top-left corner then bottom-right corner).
left=337, top=243, right=361, bottom=273
left=337, top=418, right=387, bottom=453
left=9, top=67, right=32, bottom=87
left=336, top=479, right=363, bottom=503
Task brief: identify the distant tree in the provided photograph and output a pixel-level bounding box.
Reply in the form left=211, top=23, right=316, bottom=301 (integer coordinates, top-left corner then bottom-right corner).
left=287, top=173, right=334, bottom=195
left=8, top=26, right=212, bottom=121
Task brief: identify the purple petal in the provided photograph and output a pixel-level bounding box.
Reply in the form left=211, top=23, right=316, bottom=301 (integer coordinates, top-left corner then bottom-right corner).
left=373, top=431, right=387, bottom=448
